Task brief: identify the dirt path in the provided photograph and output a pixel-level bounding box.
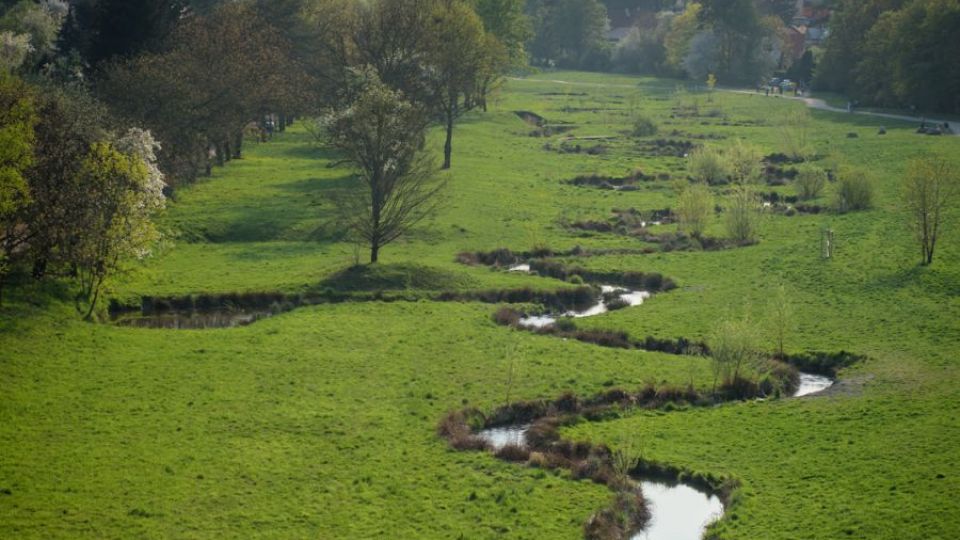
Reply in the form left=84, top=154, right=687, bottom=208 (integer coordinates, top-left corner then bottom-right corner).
left=508, top=77, right=960, bottom=136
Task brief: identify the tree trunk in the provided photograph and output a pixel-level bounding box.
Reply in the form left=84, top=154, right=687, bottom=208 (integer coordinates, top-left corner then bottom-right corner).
left=233, top=131, right=243, bottom=159
left=223, top=140, right=232, bottom=162
left=443, top=110, right=454, bottom=170
left=279, top=113, right=287, bottom=132
left=214, top=143, right=225, bottom=167
left=370, top=241, right=379, bottom=264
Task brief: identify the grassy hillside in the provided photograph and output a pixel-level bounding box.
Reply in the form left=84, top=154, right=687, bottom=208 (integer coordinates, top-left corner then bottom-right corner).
left=2, top=71, right=959, bottom=539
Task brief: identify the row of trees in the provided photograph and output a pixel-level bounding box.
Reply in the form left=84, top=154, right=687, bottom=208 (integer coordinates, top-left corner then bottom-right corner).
left=0, top=76, right=164, bottom=313
left=0, top=0, right=526, bottom=306
left=815, top=0, right=960, bottom=114
left=610, top=1, right=794, bottom=85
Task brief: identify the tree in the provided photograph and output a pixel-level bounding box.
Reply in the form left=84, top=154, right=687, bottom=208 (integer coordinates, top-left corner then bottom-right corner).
left=814, top=0, right=905, bottom=95
left=0, top=0, right=66, bottom=71
left=424, top=0, right=488, bottom=170
left=471, top=0, right=531, bottom=66
left=0, top=74, right=35, bottom=304
left=675, top=182, right=713, bottom=238
left=70, top=136, right=164, bottom=318
left=527, top=0, right=609, bottom=68
left=325, top=72, right=444, bottom=263
left=663, top=2, right=701, bottom=75
left=699, top=0, right=774, bottom=84
left=769, top=284, right=792, bottom=359
left=682, top=30, right=720, bottom=82
left=59, top=0, right=188, bottom=68
left=709, top=316, right=762, bottom=393
left=16, top=84, right=111, bottom=283
left=902, top=156, right=958, bottom=266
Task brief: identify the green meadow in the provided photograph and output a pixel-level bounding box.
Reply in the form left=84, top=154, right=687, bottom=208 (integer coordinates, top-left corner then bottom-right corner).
left=2, top=71, right=959, bottom=539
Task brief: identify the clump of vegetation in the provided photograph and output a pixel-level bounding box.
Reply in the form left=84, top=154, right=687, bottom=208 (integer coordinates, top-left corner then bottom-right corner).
left=709, top=316, right=763, bottom=395
left=778, top=109, right=814, bottom=161
left=688, top=147, right=730, bottom=185
left=675, top=183, right=714, bottom=237
left=725, top=185, right=761, bottom=243
left=795, top=166, right=829, bottom=200
left=726, top=140, right=762, bottom=184
left=833, top=168, right=874, bottom=213
left=631, top=115, right=658, bottom=137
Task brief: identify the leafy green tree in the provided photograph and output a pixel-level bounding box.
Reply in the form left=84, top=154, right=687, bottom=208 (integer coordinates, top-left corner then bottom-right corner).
left=0, top=74, right=35, bottom=304
left=698, top=0, right=777, bottom=83
left=472, top=0, right=531, bottom=65
left=859, top=0, right=960, bottom=113
left=663, top=1, right=701, bottom=74
left=527, top=0, right=609, bottom=68
left=814, top=0, right=906, bottom=95
left=425, top=0, right=488, bottom=170
left=325, top=72, right=444, bottom=264
left=70, top=139, right=164, bottom=318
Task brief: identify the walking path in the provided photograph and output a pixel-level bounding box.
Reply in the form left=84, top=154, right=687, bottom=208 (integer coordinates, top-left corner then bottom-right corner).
left=508, top=77, right=959, bottom=136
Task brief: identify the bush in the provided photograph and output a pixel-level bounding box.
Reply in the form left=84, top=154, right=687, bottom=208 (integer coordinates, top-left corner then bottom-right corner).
left=795, top=166, right=828, bottom=200
left=724, top=185, right=760, bottom=243
left=834, top=169, right=873, bottom=212
left=675, top=183, right=714, bottom=237
left=631, top=115, right=658, bottom=137
left=726, top=140, right=762, bottom=184
left=688, top=147, right=730, bottom=185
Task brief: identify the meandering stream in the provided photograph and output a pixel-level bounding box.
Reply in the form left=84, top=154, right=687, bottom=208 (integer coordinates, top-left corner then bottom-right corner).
left=477, top=425, right=723, bottom=540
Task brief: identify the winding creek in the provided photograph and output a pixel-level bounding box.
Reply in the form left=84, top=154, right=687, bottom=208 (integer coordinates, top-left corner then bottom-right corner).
left=477, top=424, right=724, bottom=540
left=476, top=281, right=833, bottom=539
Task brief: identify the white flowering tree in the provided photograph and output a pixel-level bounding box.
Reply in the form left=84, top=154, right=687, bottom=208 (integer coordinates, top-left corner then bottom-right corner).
left=71, top=129, right=166, bottom=317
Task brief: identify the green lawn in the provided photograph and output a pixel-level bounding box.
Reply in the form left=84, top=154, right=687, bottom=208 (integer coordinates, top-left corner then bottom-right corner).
left=2, top=70, right=959, bottom=539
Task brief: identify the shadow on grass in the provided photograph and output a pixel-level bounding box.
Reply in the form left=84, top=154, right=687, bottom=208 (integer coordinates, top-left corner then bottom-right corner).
left=312, top=263, right=476, bottom=293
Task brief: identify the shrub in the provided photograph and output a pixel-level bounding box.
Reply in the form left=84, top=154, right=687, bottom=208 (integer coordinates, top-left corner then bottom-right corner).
left=675, top=183, right=714, bottom=237
left=795, top=166, right=828, bottom=200
left=726, top=140, right=763, bottom=184
left=724, top=185, right=761, bottom=243
left=834, top=168, right=873, bottom=212
left=494, top=443, right=530, bottom=462
left=492, top=307, right=521, bottom=327
left=631, top=115, right=658, bottom=137
left=688, top=147, right=731, bottom=185
left=709, top=317, right=762, bottom=394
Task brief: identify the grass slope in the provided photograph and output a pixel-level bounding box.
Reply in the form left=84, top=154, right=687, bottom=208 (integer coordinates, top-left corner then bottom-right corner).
left=2, top=70, right=959, bottom=539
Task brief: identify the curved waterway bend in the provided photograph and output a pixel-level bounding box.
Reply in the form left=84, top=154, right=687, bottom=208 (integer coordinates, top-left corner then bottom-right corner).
left=509, top=283, right=835, bottom=398
left=518, top=285, right=651, bottom=329
left=478, top=426, right=723, bottom=540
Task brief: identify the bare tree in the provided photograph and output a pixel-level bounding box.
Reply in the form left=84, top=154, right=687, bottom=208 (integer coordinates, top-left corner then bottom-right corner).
left=326, top=71, right=444, bottom=263
left=903, top=156, right=958, bottom=266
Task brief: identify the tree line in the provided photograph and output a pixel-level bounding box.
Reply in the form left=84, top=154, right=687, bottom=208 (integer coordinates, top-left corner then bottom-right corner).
left=0, top=0, right=524, bottom=309
left=815, top=0, right=960, bottom=115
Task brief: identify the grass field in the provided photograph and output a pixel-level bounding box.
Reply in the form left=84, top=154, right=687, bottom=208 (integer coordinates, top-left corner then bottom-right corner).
left=2, top=70, right=959, bottom=539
